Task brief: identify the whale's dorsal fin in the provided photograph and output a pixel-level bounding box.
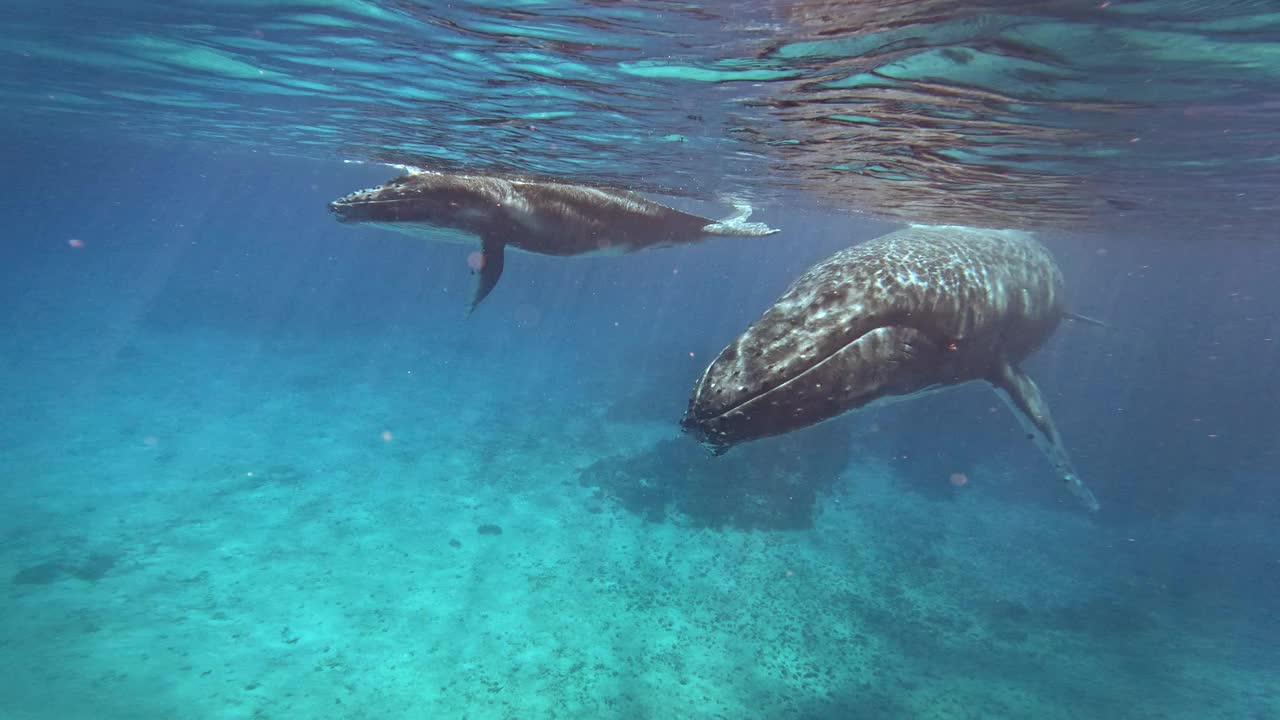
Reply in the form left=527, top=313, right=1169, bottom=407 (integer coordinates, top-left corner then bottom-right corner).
left=988, top=359, right=1101, bottom=512
left=468, top=235, right=506, bottom=315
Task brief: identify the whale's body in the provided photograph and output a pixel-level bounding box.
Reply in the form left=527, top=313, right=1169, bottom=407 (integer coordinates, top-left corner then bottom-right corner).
left=681, top=224, right=1101, bottom=511
left=330, top=170, right=778, bottom=311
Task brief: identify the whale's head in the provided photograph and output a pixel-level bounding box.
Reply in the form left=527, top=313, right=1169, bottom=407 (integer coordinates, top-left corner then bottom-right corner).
left=329, top=172, right=509, bottom=238
left=680, top=248, right=954, bottom=454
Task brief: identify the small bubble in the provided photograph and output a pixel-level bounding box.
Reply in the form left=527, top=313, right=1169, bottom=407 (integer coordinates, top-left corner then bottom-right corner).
left=381, top=430, right=394, bottom=442
left=514, top=304, right=541, bottom=327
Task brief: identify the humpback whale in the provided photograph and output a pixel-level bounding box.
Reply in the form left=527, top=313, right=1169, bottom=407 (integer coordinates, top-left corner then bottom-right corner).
left=329, top=170, right=779, bottom=311
left=680, top=224, right=1102, bottom=511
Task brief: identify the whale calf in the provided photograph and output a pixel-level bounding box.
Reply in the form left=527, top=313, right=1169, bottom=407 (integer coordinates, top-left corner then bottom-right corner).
left=680, top=224, right=1101, bottom=511
left=329, top=170, right=779, bottom=311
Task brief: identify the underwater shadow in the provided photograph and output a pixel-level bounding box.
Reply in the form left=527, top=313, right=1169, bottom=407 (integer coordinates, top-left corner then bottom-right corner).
left=577, top=418, right=854, bottom=530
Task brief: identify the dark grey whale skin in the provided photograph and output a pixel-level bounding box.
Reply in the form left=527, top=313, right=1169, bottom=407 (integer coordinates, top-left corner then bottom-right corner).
left=329, top=170, right=777, bottom=311
left=681, top=224, right=1101, bottom=512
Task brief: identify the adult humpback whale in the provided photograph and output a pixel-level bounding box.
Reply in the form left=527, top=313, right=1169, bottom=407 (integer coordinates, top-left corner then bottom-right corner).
left=329, top=170, right=779, bottom=311
left=680, top=224, right=1102, bottom=511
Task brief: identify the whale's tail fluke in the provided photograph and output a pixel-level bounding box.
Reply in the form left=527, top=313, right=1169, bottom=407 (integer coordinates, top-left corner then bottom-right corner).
left=702, top=201, right=780, bottom=237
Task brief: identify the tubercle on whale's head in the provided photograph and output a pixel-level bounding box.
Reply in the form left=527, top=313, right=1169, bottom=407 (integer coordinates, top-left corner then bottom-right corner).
left=327, top=172, right=491, bottom=225
left=678, top=407, right=735, bottom=455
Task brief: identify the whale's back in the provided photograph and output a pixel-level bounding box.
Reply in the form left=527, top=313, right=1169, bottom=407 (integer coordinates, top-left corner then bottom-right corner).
left=834, top=225, right=1067, bottom=364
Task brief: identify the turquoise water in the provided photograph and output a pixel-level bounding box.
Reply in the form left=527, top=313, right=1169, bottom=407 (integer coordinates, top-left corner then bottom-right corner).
left=2, top=3, right=1279, bottom=719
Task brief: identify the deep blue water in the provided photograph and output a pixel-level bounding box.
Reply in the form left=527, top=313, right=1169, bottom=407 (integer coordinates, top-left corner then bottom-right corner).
left=2, top=3, right=1280, bottom=719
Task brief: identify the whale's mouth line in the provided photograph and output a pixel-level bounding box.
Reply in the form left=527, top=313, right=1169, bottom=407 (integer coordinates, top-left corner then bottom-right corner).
left=330, top=197, right=410, bottom=209
left=693, top=327, right=877, bottom=425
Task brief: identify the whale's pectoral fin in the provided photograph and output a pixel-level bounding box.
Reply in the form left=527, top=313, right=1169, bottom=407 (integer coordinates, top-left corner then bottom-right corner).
left=988, top=359, right=1101, bottom=512
left=469, top=235, right=506, bottom=314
